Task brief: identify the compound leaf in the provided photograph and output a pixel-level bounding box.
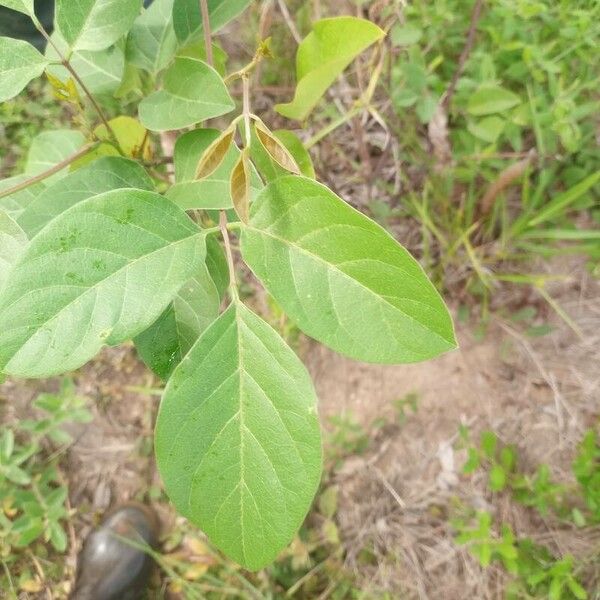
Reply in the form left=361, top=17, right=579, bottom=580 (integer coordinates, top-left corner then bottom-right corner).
left=0, top=37, right=48, bottom=102
left=17, top=156, right=153, bottom=237
left=155, top=301, right=322, bottom=570
left=241, top=176, right=456, bottom=363
left=167, top=128, right=262, bottom=210
left=135, top=237, right=227, bottom=380
left=275, top=17, right=384, bottom=121
left=138, top=57, right=234, bottom=131
left=55, top=0, right=142, bottom=51
left=0, top=189, right=206, bottom=378
left=172, top=0, right=252, bottom=45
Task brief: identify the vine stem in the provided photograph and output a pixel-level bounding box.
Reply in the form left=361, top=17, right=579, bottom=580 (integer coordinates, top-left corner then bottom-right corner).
left=199, top=0, right=214, bottom=66
left=242, top=75, right=252, bottom=147
left=32, top=16, right=121, bottom=151
left=220, top=210, right=239, bottom=299
left=0, top=142, right=98, bottom=200
left=199, top=0, right=239, bottom=300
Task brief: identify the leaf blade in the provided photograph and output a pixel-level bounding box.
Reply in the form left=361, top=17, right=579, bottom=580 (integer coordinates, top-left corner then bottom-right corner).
left=17, top=156, right=154, bottom=237
left=230, top=150, right=250, bottom=223
left=254, top=122, right=301, bottom=175
left=138, top=57, right=234, bottom=131
left=275, top=17, right=384, bottom=121
left=155, top=302, right=322, bottom=570
left=56, top=0, right=142, bottom=51
left=172, top=0, right=252, bottom=45
left=0, top=37, right=48, bottom=102
left=134, top=237, right=227, bottom=379
left=0, top=189, right=206, bottom=377
left=241, top=176, right=456, bottom=364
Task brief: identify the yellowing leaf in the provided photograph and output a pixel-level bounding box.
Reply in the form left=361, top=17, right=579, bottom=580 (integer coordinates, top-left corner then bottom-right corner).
left=183, top=562, right=209, bottom=580
left=254, top=121, right=300, bottom=175
left=20, top=578, right=43, bottom=593
left=94, top=116, right=152, bottom=160
left=195, top=127, right=235, bottom=179
left=230, top=149, right=251, bottom=223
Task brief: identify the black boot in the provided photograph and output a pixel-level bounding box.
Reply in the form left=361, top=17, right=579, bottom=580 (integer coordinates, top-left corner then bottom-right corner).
left=71, top=503, right=159, bottom=600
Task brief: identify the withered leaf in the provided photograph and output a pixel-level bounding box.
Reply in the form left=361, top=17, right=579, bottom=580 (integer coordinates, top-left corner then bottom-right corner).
left=230, top=149, right=251, bottom=223
left=195, top=127, right=235, bottom=180
left=254, top=121, right=301, bottom=175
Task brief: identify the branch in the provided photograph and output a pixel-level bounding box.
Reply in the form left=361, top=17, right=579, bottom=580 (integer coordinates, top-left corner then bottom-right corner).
left=32, top=16, right=120, bottom=150
left=219, top=210, right=238, bottom=299
left=199, top=0, right=237, bottom=298
left=0, top=143, right=97, bottom=200
left=199, top=0, right=214, bottom=67
left=442, top=0, right=485, bottom=110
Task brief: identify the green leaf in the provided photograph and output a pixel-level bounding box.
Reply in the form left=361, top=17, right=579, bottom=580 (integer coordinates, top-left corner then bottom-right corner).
left=0, top=210, right=26, bottom=291
left=14, top=516, right=43, bottom=545
left=5, top=463, right=31, bottom=485
left=25, top=130, right=86, bottom=185
left=241, top=176, right=456, bottom=364
left=45, top=32, right=125, bottom=96
left=135, top=237, right=227, bottom=379
left=0, top=0, right=34, bottom=16
left=390, top=24, right=422, bottom=46
left=126, top=0, right=178, bottom=76
left=138, top=57, right=234, bottom=131
left=17, top=156, right=154, bottom=237
left=489, top=464, right=507, bottom=491
left=172, top=0, right=252, bottom=45
left=567, top=577, right=588, bottom=599
left=527, top=171, right=600, bottom=227
left=155, top=302, right=322, bottom=570
left=467, top=85, right=521, bottom=116
left=467, top=116, right=505, bottom=143
left=55, top=0, right=143, bottom=51
left=166, top=128, right=262, bottom=209
left=48, top=521, right=68, bottom=552
left=0, top=189, right=206, bottom=378
left=480, top=430, right=497, bottom=458
left=0, top=37, right=48, bottom=102
left=275, top=17, right=385, bottom=121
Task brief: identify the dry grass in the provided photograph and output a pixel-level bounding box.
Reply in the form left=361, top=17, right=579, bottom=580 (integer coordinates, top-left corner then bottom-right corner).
left=309, top=266, right=600, bottom=598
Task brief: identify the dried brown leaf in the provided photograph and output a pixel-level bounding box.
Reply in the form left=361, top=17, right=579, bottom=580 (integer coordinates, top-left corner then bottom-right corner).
left=255, top=121, right=301, bottom=175
left=230, top=149, right=251, bottom=223
left=194, top=128, right=235, bottom=180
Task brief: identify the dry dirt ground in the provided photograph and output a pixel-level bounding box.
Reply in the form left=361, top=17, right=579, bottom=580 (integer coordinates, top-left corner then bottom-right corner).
left=1, top=256, right=598, bottom=599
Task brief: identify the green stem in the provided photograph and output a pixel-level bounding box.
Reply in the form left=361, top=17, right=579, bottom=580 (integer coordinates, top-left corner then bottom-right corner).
left=0, top=142, right=98, bottom=200
left=242, top=75, right=252, bottom=148
left=199, top=0, right=214, bottom=67
left=32, top=16, right=122, bottom=152
left=219, top=211, right=239, bottom=300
